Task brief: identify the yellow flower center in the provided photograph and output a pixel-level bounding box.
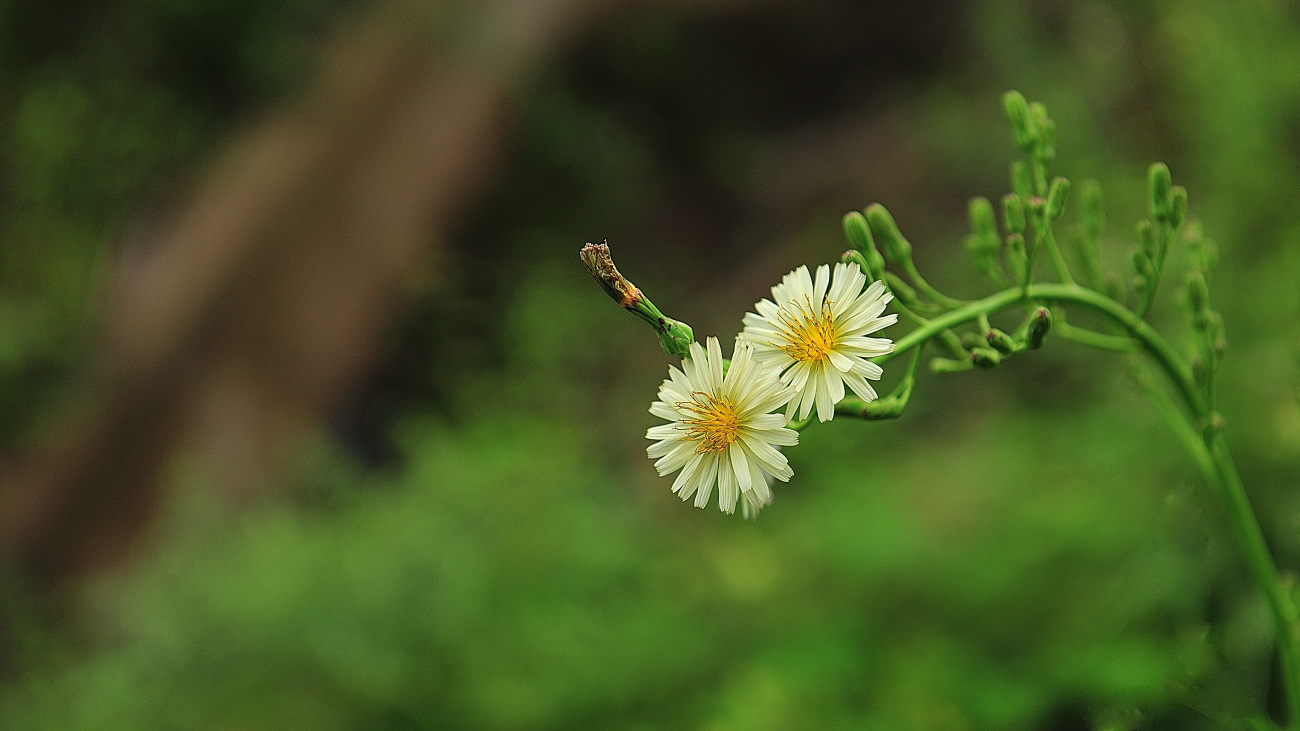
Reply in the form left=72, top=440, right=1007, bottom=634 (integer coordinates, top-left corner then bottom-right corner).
left=778, top=298, right=836, bottom=363
left=677, top=392, right=741, bottom=454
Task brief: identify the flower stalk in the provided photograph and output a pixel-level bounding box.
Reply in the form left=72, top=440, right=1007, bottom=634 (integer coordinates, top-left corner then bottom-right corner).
left=580, top=241, right=694, bottom=358
left=581, top=90, right=1295, bottom=727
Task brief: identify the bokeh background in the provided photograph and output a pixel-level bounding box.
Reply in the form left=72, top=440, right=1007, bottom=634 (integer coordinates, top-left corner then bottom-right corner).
left=0, top=0, right=1298, bottom=728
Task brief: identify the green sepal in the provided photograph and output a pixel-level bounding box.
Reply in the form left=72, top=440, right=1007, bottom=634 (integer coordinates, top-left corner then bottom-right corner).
left=986, top=328, right=1016, bottom=354
left=1169, top=186, right=1188, bottom=228
left=1002, top=194, right=1026, bottom=234
left=1026, top=307, right=1052, bottom=349
left=1148, top=162, right=1172, bottom=220
left=1002, top=90, right=1035, bottom=152
left=1136, top=220, right=1157, bottom=260
left=1005, top=233, right=1027, bottom=281
left=657, top=318, right=694, bottom=359
left=1027, top=195, right=1047, bottom=229
left=1011, top=161, right=1033, bottom=199
left=970, top=347, right=1002, bottom=369
left=842, top=211, right=886, bottom=277
left=865, top=203, right=913, bottom=264
left=969, top=197, right=1000, bottom=249
left=1185, top=270, right=1211, bottom=324
left=1131, top=247, right=1154, bottom=279
left=841, top=249, right=874, bottom=279
left=1030, top=102, right=1056, bottom=161
left=1046, top=176, right=1070, bottom=220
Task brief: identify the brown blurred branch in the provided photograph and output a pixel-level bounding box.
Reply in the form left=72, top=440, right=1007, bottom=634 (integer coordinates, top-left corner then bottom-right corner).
left=0, top=0, right=606, bottom=581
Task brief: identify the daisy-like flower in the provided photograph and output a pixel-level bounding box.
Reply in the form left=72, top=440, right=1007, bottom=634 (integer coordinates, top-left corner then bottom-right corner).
left=741, top=262, right=897, bottom=423
left=646, top=337, right=798, bottom=515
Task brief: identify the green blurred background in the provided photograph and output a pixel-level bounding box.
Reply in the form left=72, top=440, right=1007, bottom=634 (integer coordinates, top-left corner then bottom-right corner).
left=1, top=0, right=1298, bottom=728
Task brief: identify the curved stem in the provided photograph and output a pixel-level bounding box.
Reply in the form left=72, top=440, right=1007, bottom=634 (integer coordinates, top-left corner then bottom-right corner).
left=902, top=259, right=969, bottom=309
left=871, top=281, right=1297, bottom=726
left=1042, top=228, right=1076, bottom=286
left=875, top=283, right=1204, bottom=417
left=1055, top=321, right=1138, bottom=352
left=1211, top=433, right=1300, bottom=727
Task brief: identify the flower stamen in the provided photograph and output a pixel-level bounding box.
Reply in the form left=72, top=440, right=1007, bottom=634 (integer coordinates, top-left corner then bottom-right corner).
left=776, top=296, right=837, bottom=363
left=676, top=392, right=741, bottom=453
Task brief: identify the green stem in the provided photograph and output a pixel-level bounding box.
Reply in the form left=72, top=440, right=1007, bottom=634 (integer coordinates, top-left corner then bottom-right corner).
left=903, top=259, right=968, bottom=309
left=1042, top=227, right=1076, bottom=285
left=1211, top=433, right=1300, bottom=727
left=1132, top=359, right=1216, bottom=481
left=835, top=345, right=923, bottom=420
left=875, top=283, right=1203, bottom=416
left=1055, top=321, right=1138, bottom=352
left=873, top=281, right=1298, bottom=726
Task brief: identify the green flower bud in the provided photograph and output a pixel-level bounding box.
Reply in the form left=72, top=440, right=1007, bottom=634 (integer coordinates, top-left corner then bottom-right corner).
left=959, top=331, right=982, bottom=349
left=1027, top=196, right=1047, bottom=228
left=1046, top=176, right=1070, bottom=220
left=970, top=347, right=1003, bottom=369
left=1191, top=355, right=1207, bottom=391
left=969, top=196, right=999, bottom=248
left=1003, top=194, right=1026, bottom=234
left=1136, top=219, right=1157, bottom=259
left=841, top=249, right=872, bottom=277
left=1186, top=270, right=1210, bottom=313
left=842, top=211, right=887, bottom=278
left=1027, top=307, right=1052, bottom=349
left=1031, top=104, right=1056, bottom=161
left=964, top=234, right=1000, bottom=283
left=1002, top=90, right=1035, bottom=151
left=1169, top=186, right=1188, bottom=228
left=657, top=318, right=694, bottom=358
left=1148, top=163, right=1172, bottom=220
left=883, top=271, right=920, bottom=308
left=1011, top=160, right=1033, bottom=199
left=986, top=328, right=1016, bottom=354
left=865, top=203, right=913, bottom=264
left=1005, top=233, right=1027, bottom=281
left=1131, top=248, right=1154, bottom=279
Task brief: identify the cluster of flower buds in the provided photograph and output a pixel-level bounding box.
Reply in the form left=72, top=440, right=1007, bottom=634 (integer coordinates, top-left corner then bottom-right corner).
left=581, top=90, right=1222, bottom=526
left=1131, top=163, right=1189, bottom=316
left=963, top=93, right=1073, bottom=295
left=1182, top=224, right=1226, bottom=432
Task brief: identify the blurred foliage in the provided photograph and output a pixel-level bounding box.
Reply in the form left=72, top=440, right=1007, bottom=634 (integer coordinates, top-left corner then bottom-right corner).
left=0, top=0, right=343, bottom=446
left=4, top=0, right=1300, bottom=729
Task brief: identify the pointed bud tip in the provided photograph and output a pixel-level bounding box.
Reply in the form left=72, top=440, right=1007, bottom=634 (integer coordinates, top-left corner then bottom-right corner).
left=1148, top=163, right=1173, bottom=220
left=1027, top=307, right=1052, bottom=349
left=865, top=203, right=912, bottom=263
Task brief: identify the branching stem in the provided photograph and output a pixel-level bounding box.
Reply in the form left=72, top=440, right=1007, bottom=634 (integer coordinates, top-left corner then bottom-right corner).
left=857, top=281, right=1299, bottom=727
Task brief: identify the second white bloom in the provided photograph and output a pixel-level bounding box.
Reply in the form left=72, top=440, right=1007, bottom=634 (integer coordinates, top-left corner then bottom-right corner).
left=646, top=337, right=798, bottom=515
left=742, top=262, right=896, bottom=423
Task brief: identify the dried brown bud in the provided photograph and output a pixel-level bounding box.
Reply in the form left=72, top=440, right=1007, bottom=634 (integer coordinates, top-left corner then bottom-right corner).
left=580, top=240, right=642, bottom=309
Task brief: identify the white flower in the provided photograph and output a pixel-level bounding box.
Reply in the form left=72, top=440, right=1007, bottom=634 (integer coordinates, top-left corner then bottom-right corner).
left=646, top=337, right=798, bottom=514
left=741, top=262, right=896, bottom=423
